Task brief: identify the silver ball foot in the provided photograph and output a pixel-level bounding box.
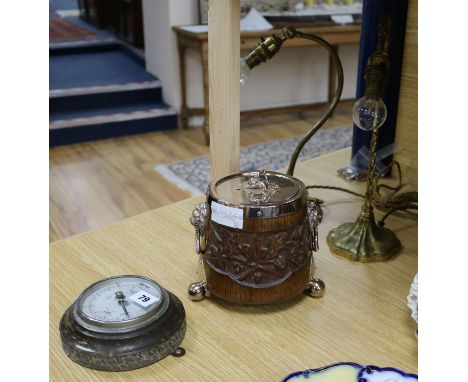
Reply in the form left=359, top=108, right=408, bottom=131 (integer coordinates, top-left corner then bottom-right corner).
left=304, top=278, right=325, bottom=298
left=188, top=281, right=208, bottom=301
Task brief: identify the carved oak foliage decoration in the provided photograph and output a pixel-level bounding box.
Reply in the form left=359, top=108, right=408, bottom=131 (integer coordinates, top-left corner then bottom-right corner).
left=205, top=220, right=313, bottom=288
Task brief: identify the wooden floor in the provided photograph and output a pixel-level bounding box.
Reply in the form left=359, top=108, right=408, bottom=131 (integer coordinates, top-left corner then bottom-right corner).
left=50, top=106, right=353, bottom=242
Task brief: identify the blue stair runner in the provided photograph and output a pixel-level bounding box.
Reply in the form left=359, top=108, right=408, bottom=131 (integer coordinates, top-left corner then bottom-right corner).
left=49, top=43, right=177, bottom=147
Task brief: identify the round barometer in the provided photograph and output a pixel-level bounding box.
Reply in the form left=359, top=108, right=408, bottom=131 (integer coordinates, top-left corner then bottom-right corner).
left=59, top=275, right=186, bottom=371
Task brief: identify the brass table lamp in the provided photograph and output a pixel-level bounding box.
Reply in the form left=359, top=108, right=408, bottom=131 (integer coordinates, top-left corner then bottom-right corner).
left=326, top=17, right=402, bottom=262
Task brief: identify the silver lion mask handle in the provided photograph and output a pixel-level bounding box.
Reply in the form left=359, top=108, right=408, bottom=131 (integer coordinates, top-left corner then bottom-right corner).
left=307, top=200, right=322, bottom=252
left=190, top=203, right=209, bottom=254
left=188, top=203, right=210, bottom=301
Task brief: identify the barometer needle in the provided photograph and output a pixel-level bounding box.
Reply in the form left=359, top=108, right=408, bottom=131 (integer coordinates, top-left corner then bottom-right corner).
left=115, top=291, right=130, bottom=317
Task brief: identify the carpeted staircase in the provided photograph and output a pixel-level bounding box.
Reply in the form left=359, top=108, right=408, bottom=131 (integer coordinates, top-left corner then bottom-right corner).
left=49, top=11, right=177, bottom=147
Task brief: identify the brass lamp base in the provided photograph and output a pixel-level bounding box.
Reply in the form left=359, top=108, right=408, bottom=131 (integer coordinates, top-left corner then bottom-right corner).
left=326, top=208, right=402, bottom=262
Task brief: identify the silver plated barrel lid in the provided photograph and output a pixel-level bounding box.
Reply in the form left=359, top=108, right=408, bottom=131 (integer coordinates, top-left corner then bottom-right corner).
left=208, top=170, right=307, bottom=218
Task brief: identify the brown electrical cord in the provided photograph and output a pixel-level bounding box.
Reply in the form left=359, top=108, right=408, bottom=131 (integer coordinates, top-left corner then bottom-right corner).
left=306, top=161, right=418, bottom=226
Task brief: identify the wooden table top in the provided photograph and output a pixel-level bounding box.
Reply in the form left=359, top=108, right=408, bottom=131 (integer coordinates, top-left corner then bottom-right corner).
left=50, top=148, right=418, bottom=381
left=173, top=23, right=361, bottom=40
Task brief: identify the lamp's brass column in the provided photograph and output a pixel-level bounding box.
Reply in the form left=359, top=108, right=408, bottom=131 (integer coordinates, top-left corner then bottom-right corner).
left=326, top=16, right=401, bottom=262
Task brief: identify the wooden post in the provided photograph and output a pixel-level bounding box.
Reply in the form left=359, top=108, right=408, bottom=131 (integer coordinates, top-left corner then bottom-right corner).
left=208, top=0, right=240, bottom=182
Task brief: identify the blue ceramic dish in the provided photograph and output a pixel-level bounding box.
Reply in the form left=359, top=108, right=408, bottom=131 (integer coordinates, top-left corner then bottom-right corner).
left=282, top=362, right=418, bottom=381
left=282, top=362, right=363, bottom=381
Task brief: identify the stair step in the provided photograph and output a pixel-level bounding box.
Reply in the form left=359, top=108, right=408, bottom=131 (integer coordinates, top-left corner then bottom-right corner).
left=49, top=41, right=177, bottom=147
left=50, top=101, right=174, bottom=126
left=50, top=80, right=161, bottom=98
left=50, top=43, right=151, bottom=90
left=50, top=80, right=162, bottom=112
left=50, top=103, right=177, bottom=147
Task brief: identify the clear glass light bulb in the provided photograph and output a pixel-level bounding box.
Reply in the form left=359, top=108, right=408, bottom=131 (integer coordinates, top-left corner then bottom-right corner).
left=240, top=58, right=250, bottom=86
left=352, top=95, right=387, bottom=131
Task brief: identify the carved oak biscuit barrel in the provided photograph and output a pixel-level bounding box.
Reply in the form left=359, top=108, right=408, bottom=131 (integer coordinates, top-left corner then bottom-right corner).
left=192, top=170, right=320, bottom=305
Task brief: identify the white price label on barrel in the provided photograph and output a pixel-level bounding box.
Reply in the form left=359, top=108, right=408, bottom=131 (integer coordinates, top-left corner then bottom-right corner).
left=211, top=201, right=243, bottom=229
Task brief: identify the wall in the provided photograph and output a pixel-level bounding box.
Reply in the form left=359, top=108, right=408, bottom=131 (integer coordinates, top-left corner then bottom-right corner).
left=143, top=0, right=358, bottom=115
left=186, top=44, right=359, bottom=112
left=393, top=0, right=417, bottom=183
left=142, top=0, right=198, bottom=110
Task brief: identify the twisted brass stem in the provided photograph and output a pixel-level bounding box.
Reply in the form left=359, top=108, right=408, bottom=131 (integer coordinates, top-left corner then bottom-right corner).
left=364, top=123, right=380, bottom=209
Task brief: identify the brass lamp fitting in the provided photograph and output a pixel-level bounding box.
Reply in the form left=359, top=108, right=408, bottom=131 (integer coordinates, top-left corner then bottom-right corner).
left=326, top=16, right=402, bottom=262
left=244, top=27, right=297, bottom=70
left=363, top=16, right=390, bottom=98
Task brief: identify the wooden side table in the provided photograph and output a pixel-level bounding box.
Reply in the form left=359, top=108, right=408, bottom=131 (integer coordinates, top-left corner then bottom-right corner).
left=50, top=148, right=417, bottom=381
left=173, top=24, right=361, bottom=144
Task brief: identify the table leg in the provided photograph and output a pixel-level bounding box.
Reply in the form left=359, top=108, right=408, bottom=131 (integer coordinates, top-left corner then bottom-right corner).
left=328, top=45, right=339, bottom=116
left=178, top=42, right=189, bottom=129
left=201, top=43, right=210, bottom=145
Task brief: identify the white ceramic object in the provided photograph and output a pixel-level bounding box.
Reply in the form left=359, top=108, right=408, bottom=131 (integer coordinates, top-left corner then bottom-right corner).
left=407, top=273, right=418, bottom=324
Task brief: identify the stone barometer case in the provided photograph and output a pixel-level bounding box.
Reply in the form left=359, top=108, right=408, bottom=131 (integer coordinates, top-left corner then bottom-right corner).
left=59, top=275, right=186, bottom=371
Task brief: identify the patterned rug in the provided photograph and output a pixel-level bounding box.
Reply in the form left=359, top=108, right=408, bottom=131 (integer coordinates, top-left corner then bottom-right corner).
left=155, top=125, right=353, bottom=196
left=50, top=19, right=97, bottom=42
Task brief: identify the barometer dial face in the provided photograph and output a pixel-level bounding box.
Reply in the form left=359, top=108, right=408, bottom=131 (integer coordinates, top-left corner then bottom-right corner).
left=73, top=275, right=169, bottom=333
